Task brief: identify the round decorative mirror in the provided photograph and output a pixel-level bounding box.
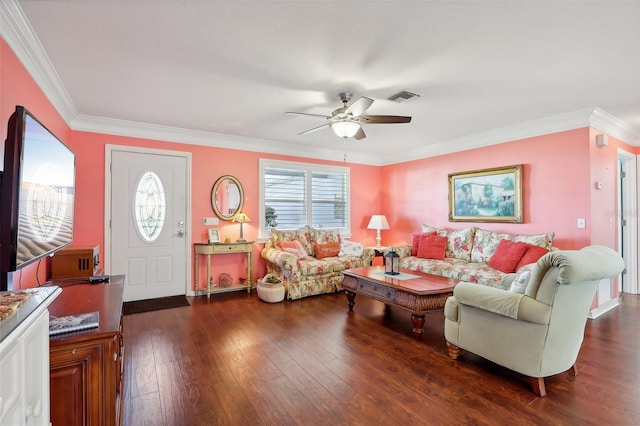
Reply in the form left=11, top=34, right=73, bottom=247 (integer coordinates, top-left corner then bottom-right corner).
left=211, top=175, right=244, bottom=221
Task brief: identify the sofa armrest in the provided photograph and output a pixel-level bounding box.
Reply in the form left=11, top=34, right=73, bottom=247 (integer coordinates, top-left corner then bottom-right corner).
left=362, top=247, right=375, bottom=265
left=453, top=282, right=550, bottom=324
left=261, top=247, right=300, bottom=274
left=389, top=244, right=412, bottom=258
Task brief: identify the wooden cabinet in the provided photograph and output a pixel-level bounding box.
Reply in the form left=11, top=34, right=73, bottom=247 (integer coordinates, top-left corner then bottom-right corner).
left=48, top=276, right=124, bottom=426
left=0, top=286, right=60, bottom=426
left=194, top=242, right=254, bottom=297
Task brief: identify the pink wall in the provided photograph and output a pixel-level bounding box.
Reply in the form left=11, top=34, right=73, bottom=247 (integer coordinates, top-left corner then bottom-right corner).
left=381, top=129, right=594, bottom=250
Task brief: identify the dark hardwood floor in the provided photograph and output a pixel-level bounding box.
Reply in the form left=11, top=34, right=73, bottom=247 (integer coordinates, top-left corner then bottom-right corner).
left=122, top=291, right=640, bottom=425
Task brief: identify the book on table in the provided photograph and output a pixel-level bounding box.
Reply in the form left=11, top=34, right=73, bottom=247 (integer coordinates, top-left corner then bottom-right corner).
left=49, top=311, right=99, bottom=336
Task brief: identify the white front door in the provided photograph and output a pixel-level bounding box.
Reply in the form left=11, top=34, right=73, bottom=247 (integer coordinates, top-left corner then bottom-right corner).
left=109, top=149, right=188, bottom=302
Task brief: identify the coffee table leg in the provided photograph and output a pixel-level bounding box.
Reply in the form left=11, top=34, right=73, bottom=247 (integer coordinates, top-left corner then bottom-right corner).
left=411, top=314, right=425, bottom=340
left=345, top=290, right=356, bottom=312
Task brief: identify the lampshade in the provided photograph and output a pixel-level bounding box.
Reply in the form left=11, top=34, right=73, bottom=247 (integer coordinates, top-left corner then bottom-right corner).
left=233, top=212, right=251, bottom=242
left=367, top=214, right=390, bottom=248
left=367, top=215, right=390, bottom=230
left=331, top=121, right=360, bottom=138
left=232, top=212, right=251, bottom=223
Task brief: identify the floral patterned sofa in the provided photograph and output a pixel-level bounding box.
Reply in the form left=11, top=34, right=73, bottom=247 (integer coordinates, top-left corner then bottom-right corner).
left=261, top=226, right=375, bottom=300
left=391, top=225, right=555, bottom=288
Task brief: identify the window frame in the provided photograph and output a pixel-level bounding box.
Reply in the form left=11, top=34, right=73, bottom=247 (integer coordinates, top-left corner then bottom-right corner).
left=258, top=158, right=351, bottom=241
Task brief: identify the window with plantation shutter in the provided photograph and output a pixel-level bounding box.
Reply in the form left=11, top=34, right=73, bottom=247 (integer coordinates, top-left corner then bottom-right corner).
left=259, top=159, right=350, bottom=239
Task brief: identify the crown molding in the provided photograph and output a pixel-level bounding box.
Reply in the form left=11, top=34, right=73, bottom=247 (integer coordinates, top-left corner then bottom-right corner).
left=589, top=107, right=640, bottom=145
left=71, top=114, right=381, bottom=165
left=382, top=107, right=640, bottom=165
left=0, top=0, right=77, bottom=122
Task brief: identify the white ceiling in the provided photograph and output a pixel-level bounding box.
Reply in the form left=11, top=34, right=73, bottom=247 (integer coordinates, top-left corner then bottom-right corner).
left=3, top=1, right=640, bottom=165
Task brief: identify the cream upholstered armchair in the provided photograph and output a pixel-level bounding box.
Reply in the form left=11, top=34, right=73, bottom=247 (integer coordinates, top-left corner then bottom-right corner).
left=444, top=245, right=624, bottom=397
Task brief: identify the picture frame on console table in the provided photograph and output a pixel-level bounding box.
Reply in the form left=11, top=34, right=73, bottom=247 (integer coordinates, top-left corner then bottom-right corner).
left=448, top=164, right=523, bottom=223
left=208, top=228, right=221, bottom=244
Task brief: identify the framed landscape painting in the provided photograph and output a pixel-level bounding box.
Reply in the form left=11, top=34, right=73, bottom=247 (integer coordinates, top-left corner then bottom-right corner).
left=448, top=164, right=523, bottom=223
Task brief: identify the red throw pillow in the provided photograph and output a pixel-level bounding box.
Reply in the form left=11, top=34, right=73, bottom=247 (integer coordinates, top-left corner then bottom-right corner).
left=278, top=240, right=308, bottom=259
left=515, top=243, right=549, bottom=270
left=412, top=232, right=435, bottom=256
left=416, top=234, right=447, bottom=260
left=313, top=242, right=341, bottom=259
left=488, top=239, right=529, bottom=273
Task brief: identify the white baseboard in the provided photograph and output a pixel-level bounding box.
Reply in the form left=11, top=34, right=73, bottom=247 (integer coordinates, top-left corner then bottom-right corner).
left=588, top=297, right=621, bottom=319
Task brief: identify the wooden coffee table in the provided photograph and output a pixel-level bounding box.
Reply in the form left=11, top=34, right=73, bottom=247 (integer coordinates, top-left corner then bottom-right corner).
left=342, top=266, right=458, bottom=340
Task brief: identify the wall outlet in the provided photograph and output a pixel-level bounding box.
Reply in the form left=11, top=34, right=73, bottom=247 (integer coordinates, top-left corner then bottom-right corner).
left=203, top=217, right=219, bottom=226
left=577, top=218, right=586, bottom=229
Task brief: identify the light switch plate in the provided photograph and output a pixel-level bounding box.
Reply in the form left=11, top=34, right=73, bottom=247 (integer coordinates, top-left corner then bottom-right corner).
left=577, top=218, right=586, bottom=229
left=203, top=217, right=219, bottom=225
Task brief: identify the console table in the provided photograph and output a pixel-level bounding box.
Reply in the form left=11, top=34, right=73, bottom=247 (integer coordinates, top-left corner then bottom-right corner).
left=48, top=276, right=124, bottom=426
left=194, top=242, right=253, bottom=298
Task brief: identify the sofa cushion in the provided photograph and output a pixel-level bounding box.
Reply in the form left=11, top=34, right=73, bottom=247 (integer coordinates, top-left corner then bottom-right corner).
left=313, top=242, right=341, bottom=259
left=399, top=256, right=458, bottom=278
left=513, top=232, right=555, bottom=250
left=488, top=240, right=528, bottom=273
left=450, top=262, right=507, bottom=287
left=421, top=224, right=476, bottom=260
left=421, top=224, right=448, bottom=237
left=278, top=240, right=308, bottom=259
left=515, top=244, right=549, bottom=270
left=471, top=229, right=554, bottom=264
left=445, top=227, right=476, bottom=261
left=271, top=226, right=314, bottom=256
left=310, top=228, right=341, bottom=245
left=298, top=258, right=334, bottom=276
left=417, top=234, right=447, bottom=260
left=339, top=240, right=364, bottom=257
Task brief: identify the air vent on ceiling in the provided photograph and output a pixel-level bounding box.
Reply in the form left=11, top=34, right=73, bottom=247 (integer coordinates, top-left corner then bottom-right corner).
left=388, top=90, right=421, bottom=102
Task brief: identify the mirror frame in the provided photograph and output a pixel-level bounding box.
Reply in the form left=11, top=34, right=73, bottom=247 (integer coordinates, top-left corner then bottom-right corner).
left=211, top=175, right=244, bottom=221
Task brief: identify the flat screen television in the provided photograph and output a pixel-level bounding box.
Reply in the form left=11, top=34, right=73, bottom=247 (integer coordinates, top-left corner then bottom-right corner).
left=0, top=105, right=75, bottom=291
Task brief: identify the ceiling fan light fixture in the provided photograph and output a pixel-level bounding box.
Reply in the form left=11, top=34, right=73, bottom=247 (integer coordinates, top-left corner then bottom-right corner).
left=332, top=121, right=360, bottom=138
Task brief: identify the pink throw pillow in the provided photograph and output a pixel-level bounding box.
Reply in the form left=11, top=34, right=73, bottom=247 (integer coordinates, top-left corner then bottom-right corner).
left=515, top=243, right=549, bottom=270
left=412, top=232, right=436, bottom=256
left=416, top=234, right=448, bottom=260
left=313, top=242, right=341, bottom=259
left=488, top=239, right=528, bottom=273
left=278, top=240, right=308, bottom=259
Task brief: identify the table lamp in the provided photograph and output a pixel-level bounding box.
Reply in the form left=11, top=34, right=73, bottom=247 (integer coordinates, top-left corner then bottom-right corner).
left=367, top=214, right=390, bottom=248
left=232, top=212, right=251, bottom=242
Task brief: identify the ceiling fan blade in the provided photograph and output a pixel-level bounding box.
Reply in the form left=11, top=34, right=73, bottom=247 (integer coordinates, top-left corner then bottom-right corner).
left=359, top=115, right=412, bottom=124
left=353, top=127, right=366, bottom=140
left=298, top=123, right=330, bottom=135
left=345, top=96, right=374, bottom=117
left=286, top=111, right=331, bottom=119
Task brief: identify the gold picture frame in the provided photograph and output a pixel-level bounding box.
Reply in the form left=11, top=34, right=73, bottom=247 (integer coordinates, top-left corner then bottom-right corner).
left=448, top=164, right=523, bottom=223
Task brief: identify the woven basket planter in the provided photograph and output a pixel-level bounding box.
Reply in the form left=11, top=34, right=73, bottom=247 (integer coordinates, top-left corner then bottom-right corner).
left=257, top=274, right=285, bottom=303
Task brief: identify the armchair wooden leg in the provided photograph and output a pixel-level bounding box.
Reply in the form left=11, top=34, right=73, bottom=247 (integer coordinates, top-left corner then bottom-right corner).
left=570, top=362, right=579, bottom=376
left=446, top=342, right=462, bottom=360
left=530, top=377, right=547, bottom=397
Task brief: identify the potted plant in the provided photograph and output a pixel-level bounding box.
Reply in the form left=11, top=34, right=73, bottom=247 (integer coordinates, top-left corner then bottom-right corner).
left=259, top=274, right=282, bottom=286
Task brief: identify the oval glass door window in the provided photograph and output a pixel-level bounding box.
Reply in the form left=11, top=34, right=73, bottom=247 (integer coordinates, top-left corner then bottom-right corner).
left=134, top=171, right=166, bottom=242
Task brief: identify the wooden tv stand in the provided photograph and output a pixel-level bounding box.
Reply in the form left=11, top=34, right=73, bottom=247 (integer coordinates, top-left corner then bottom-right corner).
left=47, top=275, right=125, bottom=426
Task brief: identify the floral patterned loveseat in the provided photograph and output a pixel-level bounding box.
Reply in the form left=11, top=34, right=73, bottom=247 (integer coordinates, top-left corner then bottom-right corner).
left=261, top=226, right=375, bottom=300
left=391, top=225, right=555, bottom=288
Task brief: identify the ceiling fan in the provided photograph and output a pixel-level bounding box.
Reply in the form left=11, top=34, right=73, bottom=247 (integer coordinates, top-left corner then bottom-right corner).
left=285, top=92, right=412, bottom=140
